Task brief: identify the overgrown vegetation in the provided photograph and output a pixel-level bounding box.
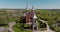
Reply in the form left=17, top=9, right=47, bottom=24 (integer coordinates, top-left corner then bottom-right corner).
left=35, top=9, right=60, bottom=32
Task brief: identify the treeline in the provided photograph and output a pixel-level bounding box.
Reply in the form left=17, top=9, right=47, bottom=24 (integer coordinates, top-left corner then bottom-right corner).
left=0, top=10, right=22, bottom=26
left=36, top=9, right=60, bottom=23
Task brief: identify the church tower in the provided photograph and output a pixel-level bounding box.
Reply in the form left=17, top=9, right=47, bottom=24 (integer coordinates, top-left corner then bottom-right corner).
left=31, top=6, right=38, bottom=30
left=32, top=6, right=37, bottom=19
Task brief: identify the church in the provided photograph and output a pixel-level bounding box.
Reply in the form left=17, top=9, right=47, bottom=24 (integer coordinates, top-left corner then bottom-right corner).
left=23, top=5, right=38, bottom=30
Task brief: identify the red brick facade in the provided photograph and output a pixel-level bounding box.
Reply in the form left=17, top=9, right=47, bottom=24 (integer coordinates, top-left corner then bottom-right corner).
left=26, top=10, right=35, bottom=23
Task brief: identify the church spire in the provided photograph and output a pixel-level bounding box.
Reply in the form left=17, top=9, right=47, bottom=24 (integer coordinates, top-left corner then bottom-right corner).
left=26, top=5, right=28, bottom=10
left=32, top=5, right=35, bottom=10
left=26, top=0, right=29, bottom=10
left=32, top=5, right=35, bottom=14
left=32, top=6, right=37, bottom=19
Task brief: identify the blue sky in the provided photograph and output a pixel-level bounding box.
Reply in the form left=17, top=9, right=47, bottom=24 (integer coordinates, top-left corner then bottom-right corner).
left=0, top=0, right=60, bottom=9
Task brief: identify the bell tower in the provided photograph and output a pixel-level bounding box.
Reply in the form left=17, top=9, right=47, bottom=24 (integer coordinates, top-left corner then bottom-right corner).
left=32, top=6, right=38, bottom=30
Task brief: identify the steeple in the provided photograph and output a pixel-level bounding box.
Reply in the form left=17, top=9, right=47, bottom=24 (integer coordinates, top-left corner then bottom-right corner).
left=26, top=5, right=29, bottom=10
left=32, top=5, right=35, bottom=14
left=32, top=6, right=37, bottom=19
left=32, top=6, right=35, bottom=10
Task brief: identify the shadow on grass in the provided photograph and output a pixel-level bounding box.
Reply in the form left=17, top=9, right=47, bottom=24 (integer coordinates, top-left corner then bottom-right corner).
left=15, top=26, right=24, bottom=31
left=23, top=27, right=31, bottom=29
left=0, top=24, right=8, bottom=27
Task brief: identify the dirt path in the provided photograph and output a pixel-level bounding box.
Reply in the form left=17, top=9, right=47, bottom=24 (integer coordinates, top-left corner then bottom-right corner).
left=8, top=22, right=16, bottom=32
left=33, top=19, right=54, bottom=32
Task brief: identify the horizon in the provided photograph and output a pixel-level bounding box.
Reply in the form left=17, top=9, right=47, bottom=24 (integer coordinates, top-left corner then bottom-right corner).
left=1, top=8, right=60, bottom=9
left=0, top=0, right=60, bottom=9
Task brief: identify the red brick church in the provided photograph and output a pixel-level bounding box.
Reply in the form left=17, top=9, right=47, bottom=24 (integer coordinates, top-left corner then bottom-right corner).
left=23, top=5, right=38, bottom=30
left=23, top=5, right=37, bottom=25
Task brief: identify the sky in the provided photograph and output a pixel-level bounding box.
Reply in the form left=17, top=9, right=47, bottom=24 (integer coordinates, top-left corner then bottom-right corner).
left=0, top=0, right=60, bottom=9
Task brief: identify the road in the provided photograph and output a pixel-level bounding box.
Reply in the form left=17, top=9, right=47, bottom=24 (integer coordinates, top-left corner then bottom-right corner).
left=33, top=19, right=54, bottom=32
left=8, top=22, right=16, bottom=32
left=0, top=22, right=16, bottom=32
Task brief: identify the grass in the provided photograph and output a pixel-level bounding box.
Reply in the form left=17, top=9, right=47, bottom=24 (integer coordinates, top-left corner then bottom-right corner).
left=13, top=23, right=32, bottom=32
left=54, top=27, right=60, bottom=32
left=13, top=27, right=22, bottom=32
left=23, top=30, right=32, bottom=32
left=9, top=18, right=15, bottom=22
left=13, top=26, right=32, bottom=32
